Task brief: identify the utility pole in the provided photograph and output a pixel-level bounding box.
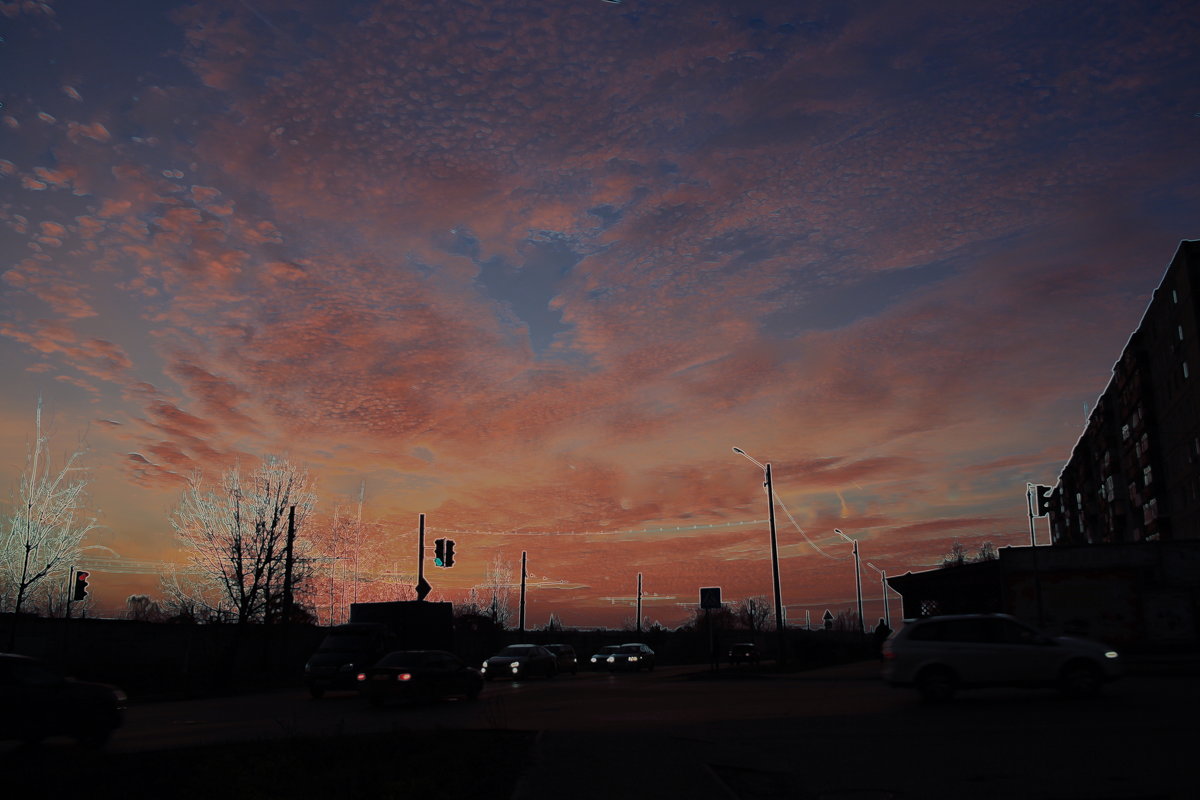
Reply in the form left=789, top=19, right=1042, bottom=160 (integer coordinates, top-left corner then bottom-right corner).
left=835, top=529, right=865, bottom=634
left=636, top=572, right=643, bottom=634
left=765, top=463, right=786, bottom=666
left=519, top=551, right=527, bottom=633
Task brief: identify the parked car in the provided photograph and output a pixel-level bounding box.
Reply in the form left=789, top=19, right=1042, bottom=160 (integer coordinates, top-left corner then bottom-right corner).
left=589, top=645, right=621, bottom=670
left=0, top=653, right=126, bottom=747
left=481, top=644, right=558, bottom=680
left=728, top=642, right=760, bottom=665
left=607, top=642, right=656, bottom=671
left=545, top=644, right=578, bottom=675
left=357, top=650, right=483, bottom=707
left=882, top=613, right=1122, bottom=702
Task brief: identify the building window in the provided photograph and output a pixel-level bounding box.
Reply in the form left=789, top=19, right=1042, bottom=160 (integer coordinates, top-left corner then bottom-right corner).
left=1106, top=476, right=1114, bottom=501
left=1122, top=424, right=1131, bottom=441
left=1144, top=465, right=1153, bottom=486
left=1173, top=289, right=1179, bottom=303
left=1144, top=498, right=1158, bottom=524
left=1185, top=362, right=1190, bottom=380
left=1179, top=325, right=1185, bottom=341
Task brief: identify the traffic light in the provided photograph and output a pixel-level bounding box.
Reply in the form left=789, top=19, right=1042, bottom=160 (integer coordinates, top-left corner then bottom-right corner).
left=434, top=538, right=446, bottom=567
left=444, top=539, right=455, bottom=568
left=72, top=570, right=89, bottom=602
left=1032, top=485, right=1053, bottom=517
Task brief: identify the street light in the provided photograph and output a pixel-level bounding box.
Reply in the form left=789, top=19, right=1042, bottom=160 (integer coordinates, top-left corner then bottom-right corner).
left=834, top=529, right=864, bottom=634
left=866, top=561, right=891, bottom=628
left=732, top=447, right=786, bottom=666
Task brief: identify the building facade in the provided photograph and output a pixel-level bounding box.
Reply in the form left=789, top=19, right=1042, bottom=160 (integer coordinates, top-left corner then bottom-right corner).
left=1050, top=240, right=1200, bottom=544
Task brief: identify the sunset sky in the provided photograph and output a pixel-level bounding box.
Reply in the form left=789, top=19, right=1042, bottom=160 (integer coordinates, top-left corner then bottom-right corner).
left=2, top=0, right=1198, bottom=627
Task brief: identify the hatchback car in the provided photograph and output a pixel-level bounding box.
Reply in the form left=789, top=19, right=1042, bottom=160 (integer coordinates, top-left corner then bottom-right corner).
left=589, top=645, right=621, bottom=670
left=481, top=644, right=558, bottom=680
left=545, top=644, right=578, bottom=675
left=882, top=613, right=1121, bottom=702
left=0, top=653, right=126, bottom=747
left=357, top=650, right=483, bottom=707
left=608, top=642, right=656, bottom=671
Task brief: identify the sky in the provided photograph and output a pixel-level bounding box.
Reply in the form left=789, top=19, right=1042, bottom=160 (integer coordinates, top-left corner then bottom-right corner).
left=2, top=0, right=1198, bottom=627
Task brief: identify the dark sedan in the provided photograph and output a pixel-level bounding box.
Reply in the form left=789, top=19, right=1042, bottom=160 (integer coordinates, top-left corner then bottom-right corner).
left=607, top=642, right=656, bottom=671
left=0, top=653, right=126, bottom=747
left=481, top=644, right=558, bottom=680
left=357, top=650, right=483, bottom=707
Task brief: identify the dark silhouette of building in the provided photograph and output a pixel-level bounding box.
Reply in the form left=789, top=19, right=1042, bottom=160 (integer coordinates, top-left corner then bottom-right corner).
left=1050, top=240, right=1200, bottom=544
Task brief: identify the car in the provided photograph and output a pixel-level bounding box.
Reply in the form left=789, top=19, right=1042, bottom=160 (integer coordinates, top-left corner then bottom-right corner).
left=607, top=642, right=656, bottom=671
left=545, top=643, right=578, bottom=675
left=882, top=613, right=1122, bottom=702
left=728, top=642, right=760, bottom=665
left=0, top=653, right=127, bottom=747
left=357, top=650, right=483, bottom=707
left=588, top=645, right=621, bottom=670
left=304, top=622, right=395, bottom=699
left=481, top=644, right=558, bottom=680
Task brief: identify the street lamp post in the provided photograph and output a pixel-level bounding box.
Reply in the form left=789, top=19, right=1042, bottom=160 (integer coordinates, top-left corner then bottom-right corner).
left=866, top=561, right=890, bottom=628
left=835, top=529, right=864, bottom=634
left=733, top=447, right=786, bottom=667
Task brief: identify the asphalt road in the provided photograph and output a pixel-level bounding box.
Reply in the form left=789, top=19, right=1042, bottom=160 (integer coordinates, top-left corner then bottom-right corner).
left=16, top=661, right=1200, bottom=798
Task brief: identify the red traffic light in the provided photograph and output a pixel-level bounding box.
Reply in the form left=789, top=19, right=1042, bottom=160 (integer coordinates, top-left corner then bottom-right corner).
left=72, top=571, right=89, bottom=602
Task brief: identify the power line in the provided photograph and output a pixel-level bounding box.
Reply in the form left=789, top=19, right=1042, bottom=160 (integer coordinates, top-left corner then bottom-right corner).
left=427, top=518, right=771, bottom=537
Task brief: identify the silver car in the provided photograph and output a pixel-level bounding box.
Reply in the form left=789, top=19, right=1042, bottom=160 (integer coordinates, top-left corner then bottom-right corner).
left=882, top=613, right=1121, bottom=702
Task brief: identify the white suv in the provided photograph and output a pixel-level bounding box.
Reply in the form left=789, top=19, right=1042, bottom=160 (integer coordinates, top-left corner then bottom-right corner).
left=882, top=613, right=1121, bottom=702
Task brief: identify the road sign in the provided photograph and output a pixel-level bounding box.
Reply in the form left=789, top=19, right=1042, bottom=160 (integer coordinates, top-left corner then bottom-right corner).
left=700, top=587, right=721, bottom=609
left=416, top=576, right=432, bottom=602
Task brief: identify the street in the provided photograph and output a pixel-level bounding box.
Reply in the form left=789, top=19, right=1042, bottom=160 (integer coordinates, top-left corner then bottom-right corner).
left=11, top=661, right=1198, bottom=798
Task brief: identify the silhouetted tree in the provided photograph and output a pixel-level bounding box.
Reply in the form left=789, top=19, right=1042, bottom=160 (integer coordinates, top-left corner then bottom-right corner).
left=941, top=539, right=969, bottom=568
left=0, top=400, right=97, bottom=620
left=125, top=594, right=165, bottom=622
left=975, top=541, right=999, bottom=562
left=735, top=595, right=770, bottom=634
left=167, top=457, right=316, bottom=624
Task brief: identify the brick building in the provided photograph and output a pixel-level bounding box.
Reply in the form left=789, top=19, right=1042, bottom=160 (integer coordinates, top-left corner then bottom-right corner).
left=1050, top=240, right=1200, bottom=544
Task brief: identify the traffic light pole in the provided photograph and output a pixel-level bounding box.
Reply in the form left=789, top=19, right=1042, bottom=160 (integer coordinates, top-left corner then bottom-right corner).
left=519, top=551, right=527, bottom=633
left=636, top=573, right=643, bottom=634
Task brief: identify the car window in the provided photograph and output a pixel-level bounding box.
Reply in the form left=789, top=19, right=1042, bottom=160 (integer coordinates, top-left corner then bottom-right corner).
left=377, top=651, right=430, bottom=668
left=990, top=618, right=1042, bottom=645
left=498, top=645, right=534, bottom=656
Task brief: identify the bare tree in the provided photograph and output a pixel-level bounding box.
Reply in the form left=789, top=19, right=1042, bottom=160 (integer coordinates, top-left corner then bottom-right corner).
left=125, top=594, right=164, bottom=622
left=975, top=541, right=999, bottom=562
left=0, top=400, right=97, bottom=620
left=735, top=595, right=771, bottom=634
left=483, top=553, right=515, bottom=628
left=168, top=457, right=316, bottom=624
left=941, top=539, right=969, bottom=568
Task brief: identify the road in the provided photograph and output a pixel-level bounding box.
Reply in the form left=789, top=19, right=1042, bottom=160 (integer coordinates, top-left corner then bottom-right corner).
left=20, top=661, right=1200, bottom=798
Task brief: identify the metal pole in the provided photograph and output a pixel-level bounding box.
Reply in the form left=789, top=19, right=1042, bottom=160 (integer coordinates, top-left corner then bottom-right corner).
left=519, top=551, right=527, bottom=633
left=853, top=539, right=864, bottom=634
left=880, top=569, right=890, bottom=628
left=636, top=573, right=643, bottom=634
left=765, top=463, right=785, bottom=666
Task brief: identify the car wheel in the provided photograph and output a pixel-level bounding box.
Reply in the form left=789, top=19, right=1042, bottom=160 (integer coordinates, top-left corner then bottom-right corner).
left=1059, top=661, right=1103, bottom=698
left=916, top=666, right=957, bottom=703
left=308, top=685, right=325, bottom=700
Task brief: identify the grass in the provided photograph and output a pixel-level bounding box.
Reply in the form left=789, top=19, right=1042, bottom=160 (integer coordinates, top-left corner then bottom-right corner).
left=3, top=729, right=537, bottom=800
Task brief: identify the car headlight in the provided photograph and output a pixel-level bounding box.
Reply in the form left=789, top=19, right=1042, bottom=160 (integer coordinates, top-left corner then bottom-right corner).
left=607, top=656, right=615, bottom=663
left=590, top=657, right=597, bottom=663
left=1105, top=650, right=1119, bottom=659
left=510, top=661, right=521, bottom=669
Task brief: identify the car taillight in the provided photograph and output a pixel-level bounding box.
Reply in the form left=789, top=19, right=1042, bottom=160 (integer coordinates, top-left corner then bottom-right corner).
left=882, top=651, right=896, bottom=661
left=397, top=673, right=412, bottom=681
left=356, top=672, right=367, bottom=681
